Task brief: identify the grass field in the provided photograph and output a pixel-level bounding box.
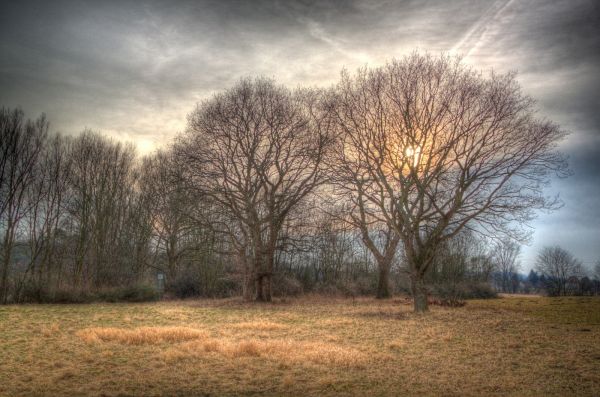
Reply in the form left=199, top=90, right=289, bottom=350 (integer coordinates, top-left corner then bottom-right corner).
left=1, top=295, right=599, bottom=396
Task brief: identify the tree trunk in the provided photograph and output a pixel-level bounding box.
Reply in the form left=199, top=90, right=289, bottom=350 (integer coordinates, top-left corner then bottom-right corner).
left=376, top=263, right=392, bottom=299
left=242, top=272, right=253, bottom=301
left=0, top=256, right=10, bottom=304
left=263, top=274, right=272, bottom=302
left=255, top=274, right=265, bottom=301
left=0, top=222, right=15, bottom=304
left=237, top=251, right=253, bottom=301
left=411, top=274, right=429, bottom=312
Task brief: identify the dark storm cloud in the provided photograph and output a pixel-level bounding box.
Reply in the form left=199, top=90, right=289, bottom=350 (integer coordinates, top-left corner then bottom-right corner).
left=0, top=0, right=496, bottom=142
left=1, top=0, right=599, bottom=268
left=454, top=0, right=600, bottom=269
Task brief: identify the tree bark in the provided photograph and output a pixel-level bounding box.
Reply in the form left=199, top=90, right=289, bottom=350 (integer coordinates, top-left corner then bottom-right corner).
left=255, top=273, right=265, bottom=301
left=376, top=263, right=392, bottom=299
left=411, top=274, right=429, bottom=312
left=0, top=220, right=15, bottom=304
left=242, top=272, right=253, bottom=301
left=263, top=274, right=272, bottom=302
left=237, top=251, right=253, bottom=301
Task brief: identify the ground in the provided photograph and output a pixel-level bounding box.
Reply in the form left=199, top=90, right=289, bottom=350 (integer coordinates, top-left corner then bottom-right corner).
left=0, top=295, right=599, bottom=396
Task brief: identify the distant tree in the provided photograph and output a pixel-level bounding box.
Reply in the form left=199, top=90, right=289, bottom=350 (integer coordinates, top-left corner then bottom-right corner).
left=580, top=276, right=593, bottom=296
left=593, top=260, right=600, bottom=281
left=527, top=269, right=540, bottom=290
left=328, top=53, right=568, bottom=312
left=535, top=246, right=582, bottom=296
left=427, top=230, right=494, bottom=285
left=492, top=240, right=521, bottom=293
left=593, top=261, right=600, bottom=295
left=510, top=272, right=521, bottom=294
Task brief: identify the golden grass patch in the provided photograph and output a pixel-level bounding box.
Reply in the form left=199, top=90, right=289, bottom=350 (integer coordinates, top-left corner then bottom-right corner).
left=160, top=337, right=370, bottom=368
left=76, top=326, right=208, bottom=345
left=232, top=320, right=288, bottom=331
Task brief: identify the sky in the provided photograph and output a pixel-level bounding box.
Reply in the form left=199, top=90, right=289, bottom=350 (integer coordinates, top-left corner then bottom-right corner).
left=1, top=0, right=599, bottom=272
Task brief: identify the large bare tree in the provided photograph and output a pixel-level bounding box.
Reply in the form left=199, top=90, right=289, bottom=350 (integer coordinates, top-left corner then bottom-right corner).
left=175, top=78, right=332, bottom=301
left=329, top=53, right=569, bottom=311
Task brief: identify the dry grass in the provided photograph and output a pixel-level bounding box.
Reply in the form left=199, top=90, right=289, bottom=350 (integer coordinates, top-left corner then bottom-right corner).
left=76, top=326, right=208, bottom=345
left=232, top=320, right=288, bottom=331
left=160, top=337, right=369, bottom=367
left=0, top=295, right=599, bottom=396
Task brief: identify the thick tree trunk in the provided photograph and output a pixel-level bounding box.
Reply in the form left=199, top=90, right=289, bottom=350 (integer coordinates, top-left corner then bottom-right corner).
left=242, top=272, right=253, bottom=301
left=376, top=264, right=392, bottom=299
left=411, top=274, right=429, bottom=312
left=263, top=274, right=272, bottom=302
left=255, top=274, right=265, bottom=301
left=238, top=251, right=253, bottom=301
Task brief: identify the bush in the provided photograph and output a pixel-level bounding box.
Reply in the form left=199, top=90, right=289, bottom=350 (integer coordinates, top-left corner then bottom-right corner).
left=98, top=284, right=160, bottom=302
left=431, top=281, right=497, bottom=304
left=50, top=288, right=96, bottom=303
left=166, top=270, right=240, bottom=299
left=272, top=274, right=304, bottom=297
left=313, top=279, right=360, bottom=297
left=17, top=282, right=159, bottom=303
left=167, top=275, right=202, bottom=299
left=212, top=276, right=241, bottom=298
left=18, top=283, right=95, bottom=304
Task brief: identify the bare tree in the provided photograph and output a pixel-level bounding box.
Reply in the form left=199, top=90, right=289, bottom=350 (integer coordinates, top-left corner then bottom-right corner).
left=140, top=150, right=193, bottom=279
left=66, top=131, right=139, bottom=287
left=0, top=108, right=47, bottom=303
left=16, top=134, right=71, bottom=299
left=492, top=240, right=521, bottom=293
left=593, top=261, right=600, bottom=281
left=329, top=53, right=569, bottom=311
left=428, top=230, right=495, bottom=285
left=175, top=78, right=333, bottom=301
left=329, top=197, right=400, bottom=298
left=535, top=246, right=582, bottom=296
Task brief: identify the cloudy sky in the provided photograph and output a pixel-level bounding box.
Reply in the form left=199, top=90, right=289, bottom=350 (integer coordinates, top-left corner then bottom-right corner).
left=1, top=0, right=599, bottom=271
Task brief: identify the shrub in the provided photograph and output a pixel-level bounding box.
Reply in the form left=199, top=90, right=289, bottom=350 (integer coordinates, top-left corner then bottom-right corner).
left=167, top=275, right=202, bottom=299
left=211, top=276, right=240, bottom=298
left=50, top=288, right=96, bottom=303
left=430, top=281, right=497, bottom=305
left=17, top=283, right=159, bottom=303
left=18, top=283, right=95, bottom=304
left=271, top=274, right=304, bottom=297
left=98, top=284, right=160, bottom=302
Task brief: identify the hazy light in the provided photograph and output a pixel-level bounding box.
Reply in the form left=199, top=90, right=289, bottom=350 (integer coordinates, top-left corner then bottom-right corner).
left=405, top=146, right=421, bottom=168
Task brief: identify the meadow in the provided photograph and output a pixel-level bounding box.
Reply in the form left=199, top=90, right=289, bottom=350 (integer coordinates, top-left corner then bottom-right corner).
left=1, top=295, right=599, bottom=396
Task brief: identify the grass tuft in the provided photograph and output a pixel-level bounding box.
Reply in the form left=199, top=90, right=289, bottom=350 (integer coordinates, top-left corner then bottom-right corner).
left=76, top=326, right=208, bottom=345
left=233, top=320, right=288, bottom=331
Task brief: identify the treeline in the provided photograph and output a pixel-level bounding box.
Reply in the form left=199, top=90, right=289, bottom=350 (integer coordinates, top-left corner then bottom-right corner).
left=1, top=54, right=579, bottom=309
left=0, top=111, right=154, bottom=303
left=0, top=107, right=495, bottom=303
